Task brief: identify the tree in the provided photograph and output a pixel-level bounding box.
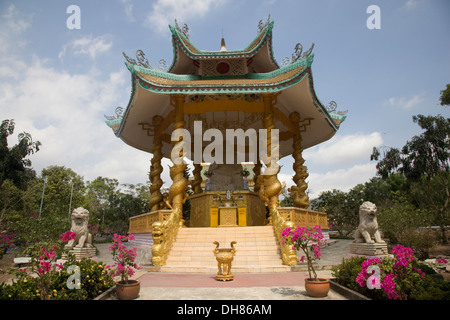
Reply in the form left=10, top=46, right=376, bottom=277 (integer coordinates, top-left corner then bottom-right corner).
left=40, top=166, right=86, bottom=218
left=0, top=119, right=41, bottom=190
left=440, top=84, right=450, bottom=106
left=372, top=114, right=449, bottom=243
left=86, top=177, right=150, bottom=234
left=311, top=189, right=360, bottom=237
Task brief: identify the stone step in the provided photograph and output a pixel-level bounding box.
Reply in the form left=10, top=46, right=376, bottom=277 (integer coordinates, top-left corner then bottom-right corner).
left=160, top=226, right=291, bottom=273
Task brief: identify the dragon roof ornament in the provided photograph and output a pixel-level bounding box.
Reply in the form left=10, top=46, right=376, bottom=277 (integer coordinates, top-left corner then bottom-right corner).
left=257, top=14, right=271, bottom=34
left=281, top=42, right=315, bottom=67
left=123, top=49, right=168, bottom=71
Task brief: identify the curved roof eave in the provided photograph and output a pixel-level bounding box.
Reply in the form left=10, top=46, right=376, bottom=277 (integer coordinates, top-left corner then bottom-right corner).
left=167, top=21, right=279, bottom=73
left=108, top=55, right=346, bottom=154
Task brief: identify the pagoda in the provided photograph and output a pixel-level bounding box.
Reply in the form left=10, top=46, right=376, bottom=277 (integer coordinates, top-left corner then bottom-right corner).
left=106, top=17, right=347, bottom=268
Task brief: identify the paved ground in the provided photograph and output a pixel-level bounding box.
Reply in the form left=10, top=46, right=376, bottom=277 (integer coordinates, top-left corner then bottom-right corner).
left=94, top=239, right=353, bottom=300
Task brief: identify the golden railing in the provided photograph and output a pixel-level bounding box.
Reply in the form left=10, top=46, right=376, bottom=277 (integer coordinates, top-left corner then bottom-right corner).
left=128, top=210, right=173, bottom=234
left=277, top=207, right=329, bottom=230
left=271, top=206, right=328, bottom=266
left=128, top=209, right=179, bottom=266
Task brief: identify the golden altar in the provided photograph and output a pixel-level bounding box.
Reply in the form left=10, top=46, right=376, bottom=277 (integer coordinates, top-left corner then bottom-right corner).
left=189, top=191, right=266, bottom=227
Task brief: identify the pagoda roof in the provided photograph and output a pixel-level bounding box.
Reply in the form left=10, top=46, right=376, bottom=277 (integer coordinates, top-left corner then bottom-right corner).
left=106, top=20, right=347, bottom=161
left=168, top=20, right=279, bottom=74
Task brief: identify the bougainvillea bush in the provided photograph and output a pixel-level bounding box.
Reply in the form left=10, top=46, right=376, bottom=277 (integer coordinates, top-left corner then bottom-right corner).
left=0, top=258, right=114, bottom=300
left=105, top=233, right=142, bottom=283
left=332, top=244, right=450, bottom=300
left=0, top=231, right=115, bottom=300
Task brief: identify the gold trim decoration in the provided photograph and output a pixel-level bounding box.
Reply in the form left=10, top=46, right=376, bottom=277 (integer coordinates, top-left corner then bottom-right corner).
left=136, top=65, right=304, bottom=87
left=272, top=210, right=298, bottom=266
left=213, top=241, right=237, bottom=281
left=261, top=94, right=282, bottom=223
left=148, top=115, right=165, bottom=211
left=288, top=112, right=310, bottom=209
left=277, top=207, right=328, bottom=230
left=192, top=164, right=203, bottom=194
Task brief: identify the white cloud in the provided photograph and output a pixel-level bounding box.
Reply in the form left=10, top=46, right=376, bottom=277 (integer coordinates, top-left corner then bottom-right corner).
left=0, top=54, right=157, bottom=185
left=386, top=94, right=424, bottom=110
left=404, top=0, right=419, bottom=10
left=278, top=161, right=377, bottom=200
left=307, top=163, right=377, bottom=199
left=0, top=4, right=31, bottom=55
left=120, top=0, right=135, bottom=22
left=59, top=35, right=113, bottom=61
left=144, top=0, right=227, bottom=33
left=304, top=132, right=383, bottom=165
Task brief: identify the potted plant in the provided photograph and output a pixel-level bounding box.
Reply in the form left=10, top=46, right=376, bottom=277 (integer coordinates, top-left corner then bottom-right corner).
left=106, top=233, right=143, bottom=300
left=282, top=225, right=329, bottom=297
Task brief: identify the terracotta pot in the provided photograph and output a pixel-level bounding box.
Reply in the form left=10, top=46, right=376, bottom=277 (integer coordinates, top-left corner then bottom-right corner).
left=304, top=278, right=330, bottom=297
left=115, top=279, right=140, bottom=300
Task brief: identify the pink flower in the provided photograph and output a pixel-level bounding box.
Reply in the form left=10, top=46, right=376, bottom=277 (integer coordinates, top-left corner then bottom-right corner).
left=60, top=231, right=77, bottom=242
left=381, top=273, right=402, bottom=300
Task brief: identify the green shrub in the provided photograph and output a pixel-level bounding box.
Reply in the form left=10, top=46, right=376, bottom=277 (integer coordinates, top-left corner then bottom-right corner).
left=0, top=258, right=114, bottom=300
left=331, top=257, right=386, bottom=300
left=332, top=255, right=450, bottom=300
left=0, top=277, right=40, bottom=300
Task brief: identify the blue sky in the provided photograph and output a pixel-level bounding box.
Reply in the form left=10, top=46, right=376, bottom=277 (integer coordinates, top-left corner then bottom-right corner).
left=1, top=0, right=449, bottom=199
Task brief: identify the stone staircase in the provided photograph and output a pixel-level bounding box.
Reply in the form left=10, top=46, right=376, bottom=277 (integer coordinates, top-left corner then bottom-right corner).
left=159, top=226, right=292, bottom=273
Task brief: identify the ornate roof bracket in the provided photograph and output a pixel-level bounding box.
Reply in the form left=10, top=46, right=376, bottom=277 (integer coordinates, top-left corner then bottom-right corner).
left=104, top=106, right=124, bottom=121
left=123, top=50, right=168, bottom=71
left=281, top=43, right=315, bottom=67
left=257, top=14, right=271, bottom=34
left=138, top=122, right=156, bottom=137
left=326, top=101, right=348, bottom=125
left=175, top=19, right=190, bottom=39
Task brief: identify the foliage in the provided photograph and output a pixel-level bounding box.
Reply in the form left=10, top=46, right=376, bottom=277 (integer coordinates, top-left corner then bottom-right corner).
left=85, top=177, right=149, bottom=235
left=440, top=83, right=450, bottom=106
left=51, top=258, right=115, bottom=300
left=0, top=258, right=114, bottom=300
left=377, top=197, right=434, bottom=259
left=371, top=113, right=449, bottom=244
left=281, top=225, right=327, bottom=280
left=13, top=232, right=77, bottom=300
left=105, top=233, right=142, bottom=283
left=0, top=119, right=41, bottom=190
left=332, top=245, right=450, bottom=300
left=280, top=188, right=294, bottom=207
left=8, top=213, right=70, bottom=247
left=310, top=188, right=360, bottom=237
left=40, top=166, right=86, bottom=217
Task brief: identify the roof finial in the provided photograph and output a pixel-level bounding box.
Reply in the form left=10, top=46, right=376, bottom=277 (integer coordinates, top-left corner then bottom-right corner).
left=220, top=28, right=227, bottom=51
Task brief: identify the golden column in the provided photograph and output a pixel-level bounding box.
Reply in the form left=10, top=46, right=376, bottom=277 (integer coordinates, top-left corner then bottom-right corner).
left=261, top=94, right=282, bottom=219
left=192, top=164, right=203, bottom=194
left=253, top=162, right=262, bottom=193
left=169, top=95, right=189, bottom=226
left=288, top=112, right=309, bottom=208
left=148, top=115, right=164, bottom=211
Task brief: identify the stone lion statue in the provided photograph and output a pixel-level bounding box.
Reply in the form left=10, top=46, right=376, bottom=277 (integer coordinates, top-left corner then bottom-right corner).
left=353, top=201, right=385, bottom=244
left=65, top=207, right=93, bottom=249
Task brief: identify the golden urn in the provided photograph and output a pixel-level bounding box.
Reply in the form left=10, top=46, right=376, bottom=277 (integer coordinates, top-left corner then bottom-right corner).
left=213, top=241, right=237, bottom=281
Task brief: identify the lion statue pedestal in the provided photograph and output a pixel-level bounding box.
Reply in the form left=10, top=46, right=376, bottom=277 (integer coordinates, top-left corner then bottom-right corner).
left=65, top=207, right=96, bottom=260
left=349, top=202, right=388, bottom=256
